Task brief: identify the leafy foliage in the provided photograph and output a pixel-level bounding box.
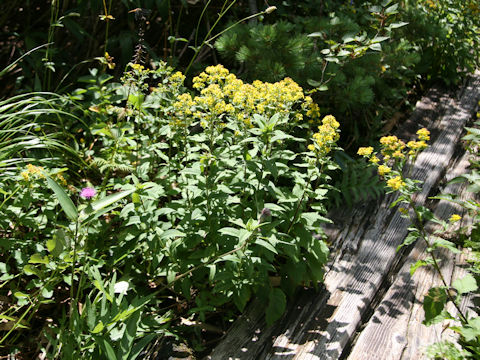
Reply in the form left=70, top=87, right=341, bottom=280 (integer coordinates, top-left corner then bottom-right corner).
left=0, top=63, right=338, bottom=357
left=329, top=157, right=385, bottom=208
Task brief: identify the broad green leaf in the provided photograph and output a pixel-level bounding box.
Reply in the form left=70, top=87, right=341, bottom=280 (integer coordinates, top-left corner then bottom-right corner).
left=423, top=287, right=448, bottom=325
left=266, top=288, right=286, bottom=326
left=219, top=227, right=239, bottom=237
left=45, top=176, right=78, bottom=221
left=453, top=274, right=478, bottom=294
left=255, top=239, right=278, bottom=254
left=47, top=229, right=66, bottom=257
left=167, top=269, right=176, bottom=284
left=160, top=229, right=186, bottom=240
left=397, top=229, right=420, bottom=251
left=13, top=291, right=28, bottom=299
left=233, top=286, right=251, bottom=312
left=454, top=318, right=480, bottom=342
left=432, top=238, right=460, bottom=253
left=23, top=265, right=42, bottom=278
left=29, top=254, right=49, bottom=264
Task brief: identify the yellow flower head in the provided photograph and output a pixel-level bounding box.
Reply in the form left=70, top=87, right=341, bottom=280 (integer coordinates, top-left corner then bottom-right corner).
left=386, top=176, right=405, bottom=191
left=357, top=147, right=374, bottom=156
left=377, top=165, right=391, bottom=176
left=370, top=155, right=380, bottom=164
left=449, top=214, right=461, bottom=223
left=322, top=115, right=339, bottom=129
left=416, top=128, right=430, bottom=141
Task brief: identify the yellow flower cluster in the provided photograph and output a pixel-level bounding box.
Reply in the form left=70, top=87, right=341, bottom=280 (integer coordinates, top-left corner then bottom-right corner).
left=357, top=147, right=373, bottom=156
left=301, top=96, right=321, bottom=122
left=171, top=93, right=197, bottom=128
left=308, top=115, right=340, bottom=155
left=358, top=128, right=431, bottom=192
left=169, top=71, right=186, bottom=87
left=377, top=165, right=391, bottom=176
left=188, top=64, right=315, bottom=129
left=130, top=63, right=145, bottom=72
left=387, top=176, right=405, bottom=191
left=416, top=128, right=430, bottom=141
left=380, top=135, right=405, bottom=159
left=21, top=164, right=45, bottom=181
left=406, top=140, right=428, bottom=155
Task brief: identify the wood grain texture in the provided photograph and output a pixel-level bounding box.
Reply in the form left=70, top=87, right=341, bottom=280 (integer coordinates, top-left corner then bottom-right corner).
left=207, top=73, right=480, bottom=360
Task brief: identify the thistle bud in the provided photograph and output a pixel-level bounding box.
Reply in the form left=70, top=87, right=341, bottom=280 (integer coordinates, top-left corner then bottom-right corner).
left=265, top=6, right=277, bottom=14
left=259, top=207, right=272, bottom=223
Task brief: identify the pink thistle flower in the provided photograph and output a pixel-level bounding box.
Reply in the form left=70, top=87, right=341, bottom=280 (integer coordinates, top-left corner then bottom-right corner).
left=80, top=187, right=96, bottom=199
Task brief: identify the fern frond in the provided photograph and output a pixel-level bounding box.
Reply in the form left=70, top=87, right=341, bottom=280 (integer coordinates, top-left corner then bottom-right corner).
left=329, top=159, right=384, bottom=208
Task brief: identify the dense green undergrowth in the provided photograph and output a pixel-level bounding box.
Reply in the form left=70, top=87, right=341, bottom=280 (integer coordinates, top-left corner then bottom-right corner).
left=1, top=63, right=338, bottom=358
left=1, top=0, right=480, bottom=358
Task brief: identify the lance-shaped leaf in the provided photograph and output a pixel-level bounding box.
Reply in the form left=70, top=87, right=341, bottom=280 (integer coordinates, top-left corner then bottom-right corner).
left=45, top=175, right=78, bottom=221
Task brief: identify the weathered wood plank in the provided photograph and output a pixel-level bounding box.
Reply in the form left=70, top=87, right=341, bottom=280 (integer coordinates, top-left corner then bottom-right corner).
left=346, top=150, right=476, bottom=360
left=207, top=73, right=480, bottom=360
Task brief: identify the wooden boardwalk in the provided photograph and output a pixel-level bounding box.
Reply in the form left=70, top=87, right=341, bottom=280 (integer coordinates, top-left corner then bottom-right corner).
left=207, top=73, right=480, bottom=360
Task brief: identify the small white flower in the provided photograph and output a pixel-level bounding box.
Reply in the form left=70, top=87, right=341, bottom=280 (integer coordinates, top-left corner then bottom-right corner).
left=114, top=281, right=130, bottom=295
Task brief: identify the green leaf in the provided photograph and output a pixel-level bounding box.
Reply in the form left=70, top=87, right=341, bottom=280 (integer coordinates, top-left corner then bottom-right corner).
left=47, top=229, right=66, bottom=257
left=255, top=239, right=278, bottom=254
left=128, top=334, right=157, bottom=360
left=265, top=288, right=286, bottom=326
left=89, top=189, right=136, bottom=214
left=389, top=21, right=408, bottom=29
left=431, top=238, right=460, bottom=253
left=101, top=338, right=118, bottom=360
left=13, top=291, right=28, bottom=299
left=29, top=254, right=49, bottom=264
left=410, top=257, right=433, bottom=275
left=397, top=229, right=419, bottom=251
left=453, top=274, right=478, bottom=294
left=233, top=286, right=251, bottom=312
left=423, top=287, right=448, bottom=325
left=160, top=229, right=186, bottom=240
left=453, top=318, right=480, bottom=342
left=219, top=227, right=239, bottom=237
left=91, top=321, right=105, bottom=334
left=119, top=310, right=141, bottom=360
left=23, top=265, right=43, bottom=278
left=45, top=176, right=78, bottom=221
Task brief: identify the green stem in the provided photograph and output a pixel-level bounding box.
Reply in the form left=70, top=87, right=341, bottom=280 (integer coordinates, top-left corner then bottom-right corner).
left=69, top=220, right=79, bottom=326
left=410, top=201, right=469, bottom=324
left=286, top=162, right=320, bottom=234
left=184, top=0, right=240, bottom=75
left=0, top=302, right=35, bottom=344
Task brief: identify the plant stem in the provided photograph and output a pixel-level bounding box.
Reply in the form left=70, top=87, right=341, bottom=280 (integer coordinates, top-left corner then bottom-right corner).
left=410, top=201, right=469, bottom=324
left=69, top=220, right=79, bottom=325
